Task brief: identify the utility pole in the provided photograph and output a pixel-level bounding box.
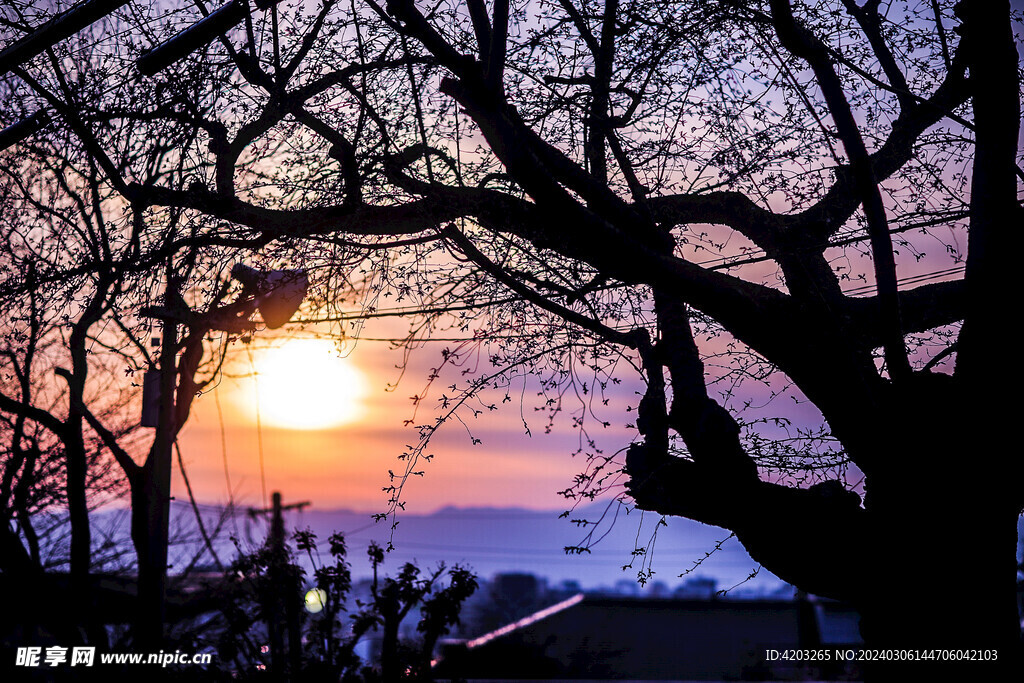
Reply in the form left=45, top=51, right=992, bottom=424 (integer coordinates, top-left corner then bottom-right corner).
left=135, top=274, right=181, bottom=650
left=250, top=492, right=311, bottom=554
left=137, top=265, right=307, bottom=649
left=249, top=492, right=310, bottom=681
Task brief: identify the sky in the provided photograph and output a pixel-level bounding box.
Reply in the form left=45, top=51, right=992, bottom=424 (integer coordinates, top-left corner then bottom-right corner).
left=173, top=329, right=639, bottom=515
left=170, top=289, right=843, bottom=527
left=136, top=0, right=1024, bottom=579
left=158, top=326, right=790, bottom=592
left=3, top=0, right=1018, bottom=597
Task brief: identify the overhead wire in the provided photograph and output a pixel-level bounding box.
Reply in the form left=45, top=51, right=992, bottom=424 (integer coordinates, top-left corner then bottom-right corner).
left=213, top=380, right=241, bottom=538
left=841, top=264, right=964, bottom=297
left=245, top=343, right=268, bottom=510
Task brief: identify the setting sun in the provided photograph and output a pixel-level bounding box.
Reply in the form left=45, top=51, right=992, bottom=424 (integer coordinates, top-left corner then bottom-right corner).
left=246, top=338, right=367, bottom=430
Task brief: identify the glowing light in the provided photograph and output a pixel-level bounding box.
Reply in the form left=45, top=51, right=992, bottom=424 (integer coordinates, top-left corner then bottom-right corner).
left=248, top=339, right=366, bottom=430
left=304, top=588, right=327, bottom=614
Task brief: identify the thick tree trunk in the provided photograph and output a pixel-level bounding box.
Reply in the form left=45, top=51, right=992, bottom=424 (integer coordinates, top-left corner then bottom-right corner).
left=856, top=480, right=1021, bottom=680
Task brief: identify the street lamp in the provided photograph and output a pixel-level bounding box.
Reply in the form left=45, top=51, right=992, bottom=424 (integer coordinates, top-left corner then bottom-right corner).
left=230, top=264, right=309, bottom=329
left=135, top=262, right=307, bottom=645
left=140, top=263, right=308, bottom=425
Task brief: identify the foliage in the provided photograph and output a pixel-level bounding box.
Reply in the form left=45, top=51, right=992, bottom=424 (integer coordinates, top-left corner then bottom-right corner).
left=207, top=529, right=476, bottom=681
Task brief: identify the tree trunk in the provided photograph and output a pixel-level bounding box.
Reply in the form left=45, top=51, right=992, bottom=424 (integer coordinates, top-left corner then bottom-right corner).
left=64, top=428, right=106, bottom=646
left=65, top=430, right=91, bottom=594
left=856, top=480, right=1021, bottom=680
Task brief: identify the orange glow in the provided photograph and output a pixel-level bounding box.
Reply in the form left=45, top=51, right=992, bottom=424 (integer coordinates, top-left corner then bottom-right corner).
left=176, top=333, right=629, bottom=510
left=244, top=338, right=367, bottom=430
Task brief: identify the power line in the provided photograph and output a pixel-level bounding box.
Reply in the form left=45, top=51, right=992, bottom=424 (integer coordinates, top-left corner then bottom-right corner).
left=251, top=350, right=268, bottom=510
left=301, top=262, right=965, bottom=325
left=213, top=382, right=241, bottom=538
left=841, top=265, right=964, bottom=297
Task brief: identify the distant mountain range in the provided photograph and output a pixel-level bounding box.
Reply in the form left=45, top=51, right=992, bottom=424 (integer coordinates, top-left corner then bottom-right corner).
left=75, top=501, right=1024, bottom=597
left=145, top=499, right=786, bottom=594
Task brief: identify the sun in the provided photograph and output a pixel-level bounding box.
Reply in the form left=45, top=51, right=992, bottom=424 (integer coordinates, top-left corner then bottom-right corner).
left=248, top=339, right=367, bottom=430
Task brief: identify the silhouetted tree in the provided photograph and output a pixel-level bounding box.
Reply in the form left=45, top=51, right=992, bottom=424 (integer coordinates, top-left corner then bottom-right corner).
left=0, top=13, right=268, bottom=646
left=215, top=531, right=476, bottom=682
left=0, top=102, right=150, bottom=645
left=2, top=1, right=1021, bottom=678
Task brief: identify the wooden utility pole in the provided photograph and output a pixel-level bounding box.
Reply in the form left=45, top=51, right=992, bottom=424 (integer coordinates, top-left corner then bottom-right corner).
left=248, top=491, right=312, bottom=560
left=249, top=492, right=311, bottom=681
left=135, top=264, right=307, bottom=649
left=135, top=277, right=180, bottom=650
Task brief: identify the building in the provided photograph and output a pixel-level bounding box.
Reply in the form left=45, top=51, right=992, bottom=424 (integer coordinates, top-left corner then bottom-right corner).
left=435, top=593, right=862, bottom=681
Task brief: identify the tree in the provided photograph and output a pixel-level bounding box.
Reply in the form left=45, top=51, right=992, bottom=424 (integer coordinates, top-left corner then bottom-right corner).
left=212, top=530, right=476, bottom=681
left=2, top=0, right=1021, bottom=678
left=0, top=93, right=149, bottom=645
left=0, top=10, right=277, bottom=646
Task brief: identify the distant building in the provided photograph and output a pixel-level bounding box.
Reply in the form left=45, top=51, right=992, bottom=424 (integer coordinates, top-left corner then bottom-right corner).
left=435, top=593, right=862, bottom=681
left=673, top=576, right=718, bottom=600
